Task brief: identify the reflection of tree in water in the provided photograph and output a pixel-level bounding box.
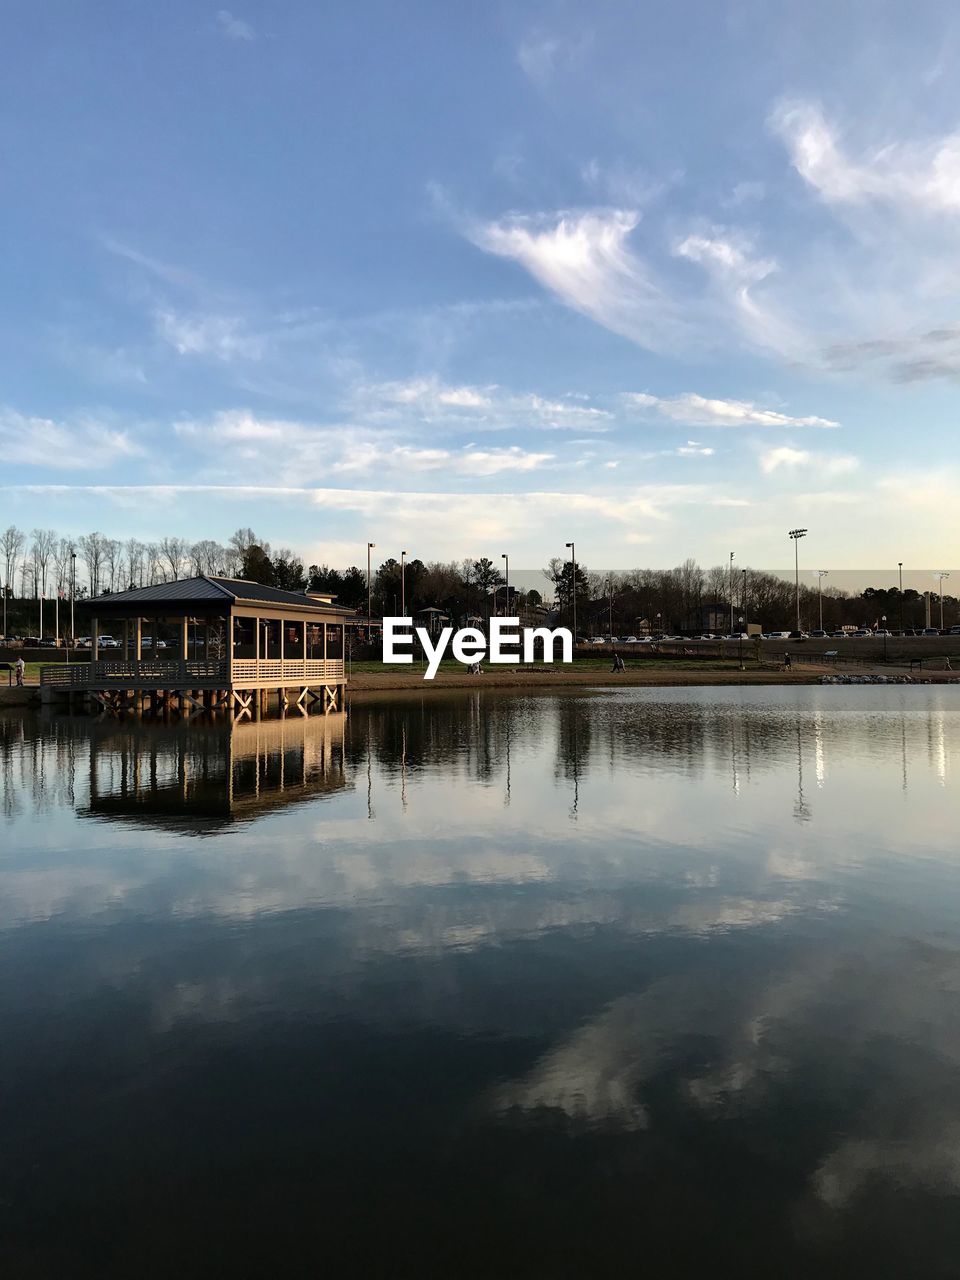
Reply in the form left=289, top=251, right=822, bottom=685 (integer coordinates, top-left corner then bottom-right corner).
left=1, top=714, right=83, bottom=819
left=346, top=693, right=554, bottom=787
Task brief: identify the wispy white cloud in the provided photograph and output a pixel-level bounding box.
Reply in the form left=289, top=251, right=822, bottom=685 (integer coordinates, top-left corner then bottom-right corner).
left=469, top=209, right=687, bottom=353
left=0, top=407, right=143, bottom=470
left=771, top=99, right=960, bottom=214
left=352, top=375, right=613, bottom=432
left=216, top=9, right=255, bottom=42
left=154, top=308, right=265, bottom=361
left=673, top=228, right=804, bottom=358
left=173, top=410, right=556, bottom=480
left=516, top=32, right=591, bottom=86
left=675, top=441, right=715, bottom=457
left=759, top=445, right=859, bottom=478
left=624, top=391, right=839, bottom=429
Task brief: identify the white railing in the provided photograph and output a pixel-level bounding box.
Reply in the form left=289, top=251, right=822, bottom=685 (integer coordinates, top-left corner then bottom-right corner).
left=41, top=660, right=229, bottom=688
left=40, top=656, right=345, bottom=689
left=231, top=658, right=344, bottom=683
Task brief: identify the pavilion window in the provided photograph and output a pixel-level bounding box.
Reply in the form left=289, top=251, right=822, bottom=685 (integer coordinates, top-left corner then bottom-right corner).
left=284, top=622, right=304, bottom=659
left=325, top=624, right=343, bottom=660
left=262, top=619, right=282, bottom=660
left=306, top=624, right=324, bottom=659
left=233, top=616, right=257, bottom=659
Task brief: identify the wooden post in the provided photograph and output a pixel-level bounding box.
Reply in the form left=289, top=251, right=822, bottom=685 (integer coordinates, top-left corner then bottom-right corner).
left=180, top=616, right=188, bottom=662
left=92, top=617, right=99, bottom=662
left=134, top=616, right=142, bottom=662
left=226, top=611, right=232, bottom=689
left=122, top=619, right=129, bottom=661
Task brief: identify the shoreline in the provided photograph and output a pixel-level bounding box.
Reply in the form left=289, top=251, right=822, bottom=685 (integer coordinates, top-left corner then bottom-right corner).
left=4, top=665, right=959, bottom=712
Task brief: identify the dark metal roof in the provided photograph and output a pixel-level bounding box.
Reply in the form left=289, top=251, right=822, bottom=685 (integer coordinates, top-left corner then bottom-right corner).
left=83, top=575, right=353, bottom=617
left=84, top=577, right=233, bottom=605
left=210, top=578, right=339, bottom=609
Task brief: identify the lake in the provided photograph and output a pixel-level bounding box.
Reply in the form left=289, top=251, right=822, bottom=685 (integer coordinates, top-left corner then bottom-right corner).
left=1, top=687, right=959, bottom=1277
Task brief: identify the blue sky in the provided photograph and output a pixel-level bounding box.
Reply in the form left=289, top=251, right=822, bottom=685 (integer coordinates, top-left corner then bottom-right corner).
left=2, top=0, right=960, bottom=575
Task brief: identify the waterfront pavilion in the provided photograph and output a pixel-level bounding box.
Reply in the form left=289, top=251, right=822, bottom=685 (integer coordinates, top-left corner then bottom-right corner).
left=40, top=576, right=354, bottom=715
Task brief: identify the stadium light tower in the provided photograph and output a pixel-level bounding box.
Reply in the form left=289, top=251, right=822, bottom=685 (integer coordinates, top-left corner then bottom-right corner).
left=936, top=572, right=951, bottom=630
left=565, top=541, right=577, bottom=638
left=816, top=569, right=829, bottom=631
left=789, top=529, right=808, bottom=631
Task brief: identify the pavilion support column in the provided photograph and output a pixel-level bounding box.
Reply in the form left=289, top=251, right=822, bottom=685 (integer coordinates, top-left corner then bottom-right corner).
left=134, top=616, right=142, bottom=662
left=92, top=617, right=99, bottom=663
left=180, top=616, right=189, bottom=663
left=122, top=619, right=129, bottom=661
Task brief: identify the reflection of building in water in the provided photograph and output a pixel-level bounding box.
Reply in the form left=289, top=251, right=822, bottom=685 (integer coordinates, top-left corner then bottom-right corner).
left=81, top=713, right=348, bottom=833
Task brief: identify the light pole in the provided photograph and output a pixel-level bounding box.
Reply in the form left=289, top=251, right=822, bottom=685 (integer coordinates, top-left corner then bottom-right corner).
left=881, top=614, right=888, bottom=662
left=400, top=550, right=407, bottom=617
left=70, top=551, right=76, bottom=650
left=729, top=551, right=735, bottom=634
left=565, top=541, right=577, bottom=639
left=741, top=567, right=747, bottom=632
left=817, top=570, right=829, bottom=631
left=898, top=562, right=903, bottom=633
left=789, top=529, right=807, bottom=631
left=367, top=542, right=375, bottom=636
left=606, top=578, right=613, bottom=639
left=655, top=611, right=662, bottom=638
left=501, top=553, right=509, bottom=617
left=2, top=581, right=7, bottom=643
left=738, top=616, right=745, bottom=670
left=936, top=572, right=950, bottom=630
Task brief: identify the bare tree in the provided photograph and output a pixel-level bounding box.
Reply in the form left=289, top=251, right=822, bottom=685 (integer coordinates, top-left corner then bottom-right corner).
left=226, top=527, right=264, bottom=578
left=125, top=539, right=144, bottom=589
left=144, top=542, right=164, bottom=584
left=103, top=538, right=123, bottom=592
left=1, top=525, right=25, bottom=597
left=30, top=528, right=58, bottom=597
left=51, top=537, right=74, bottom=598
left=159, top=536, right=190, bottom=581
left=78, top=531, right=107, bottom=597
left=191, top=539, right=227, bottom=576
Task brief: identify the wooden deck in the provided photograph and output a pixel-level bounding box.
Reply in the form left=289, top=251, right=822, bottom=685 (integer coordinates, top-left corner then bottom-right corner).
left=40, top=657, right=345, bottom=690
left=39, top=657, right=347, bottom=716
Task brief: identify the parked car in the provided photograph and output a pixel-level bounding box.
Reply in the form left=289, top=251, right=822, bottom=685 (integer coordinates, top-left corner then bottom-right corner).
left=809, top=629, right=829, bottom=639
left=922, top=628, right=941, bottom=637
left=851, top=630, right=872, bottom=638
left=787, top=631, right=809, bottom=641
left=623, top=635, right=640, bottom=643
left=38, top=637, right=60, bottom=647
left=829, top=631, right=849, bottom=639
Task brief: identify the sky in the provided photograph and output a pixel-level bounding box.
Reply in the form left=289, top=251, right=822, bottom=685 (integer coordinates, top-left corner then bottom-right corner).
left=2, top=0, right=960, bottom=579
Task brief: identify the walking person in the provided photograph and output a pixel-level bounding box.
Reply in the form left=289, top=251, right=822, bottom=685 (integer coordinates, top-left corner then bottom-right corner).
left=15, top=655, right=25, bottom=687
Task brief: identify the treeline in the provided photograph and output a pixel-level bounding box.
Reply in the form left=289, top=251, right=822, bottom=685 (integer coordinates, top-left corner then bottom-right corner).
left=1, top=524, right=955, bottom=633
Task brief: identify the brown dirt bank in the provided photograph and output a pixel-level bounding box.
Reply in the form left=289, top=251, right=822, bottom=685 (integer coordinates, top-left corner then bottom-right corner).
left=348, top=668, right=825, bottom=692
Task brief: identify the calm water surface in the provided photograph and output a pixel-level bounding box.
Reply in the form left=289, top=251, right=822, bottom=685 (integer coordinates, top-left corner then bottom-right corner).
left=1, top=687, right=959, bottom=1277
